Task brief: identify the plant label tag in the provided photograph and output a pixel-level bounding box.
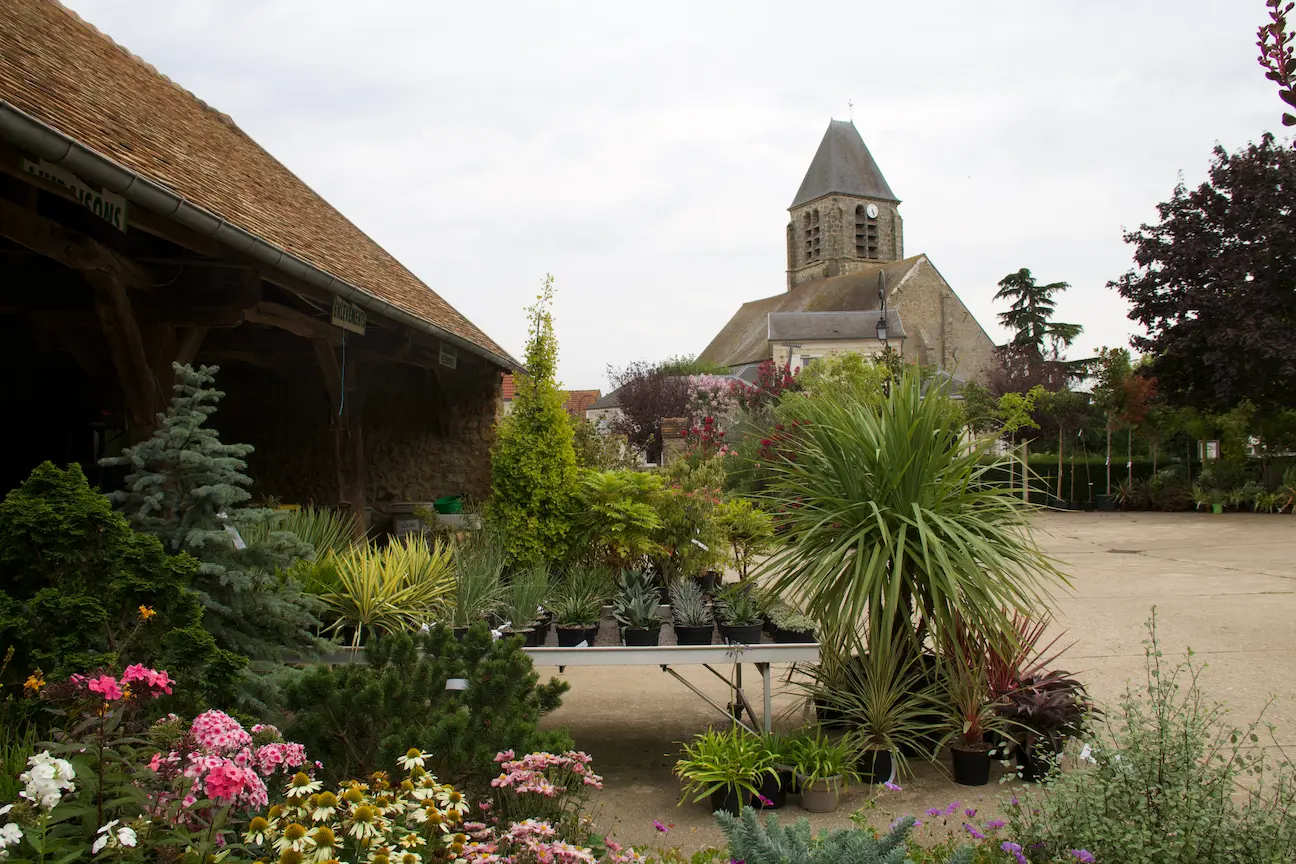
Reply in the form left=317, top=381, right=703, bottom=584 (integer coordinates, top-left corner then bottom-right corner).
left=690, top=538, right=709, bottom=551
left=445, top=678, right=469, bottom=691
left=575, top=641, right=588, bottom=648
left=224, top=523, right=247, bottom=551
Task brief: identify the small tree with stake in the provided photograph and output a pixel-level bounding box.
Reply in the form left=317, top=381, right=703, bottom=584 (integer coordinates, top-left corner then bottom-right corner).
left=102, top=363, right=324, bottom=677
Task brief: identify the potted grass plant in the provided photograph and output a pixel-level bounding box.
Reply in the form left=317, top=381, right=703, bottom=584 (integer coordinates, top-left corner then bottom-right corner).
left=669, top=579, right=714, bottom=645
left=500, top=563, right=549, bottom=646
left=551, top=565, right=611, bottom=647
left=614, top=573, right=663, bottom=646
left=673, top=725, right=777, bottom=816
left=938, top=650, right=1015, bottom=786
left=785, top=728, right=861, bottom=813
left=448, top=529, right=507, bottom=640
left=716, top=583, right=765, bottom=645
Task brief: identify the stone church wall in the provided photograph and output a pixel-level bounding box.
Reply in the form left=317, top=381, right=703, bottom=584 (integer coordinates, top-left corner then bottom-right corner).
left=893, top=260, right=997, bottom=382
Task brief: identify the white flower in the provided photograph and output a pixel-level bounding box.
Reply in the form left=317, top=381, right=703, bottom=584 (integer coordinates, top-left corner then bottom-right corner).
left=0, top=805, right=12, bottom=815
left=19, top=752, right=75, bottom=811
left=397, top=750, right=432, bottom=771
left=0, top=823, right=23, bottom=846
left=116, top=826, right=137, bottom=848
left=91, top=821, right=120, bottom=855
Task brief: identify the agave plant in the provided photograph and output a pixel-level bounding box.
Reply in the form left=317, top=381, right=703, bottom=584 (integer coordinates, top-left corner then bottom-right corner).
left=613, top=575, right=661, bottom=630
left=550, top=565, right=613, bottom=628
left=449, top=528, right=508, bottom=627
left=669, top=579, right=713, bottom=627
left=715, top=583, right=764, bottom=627
left=319, top=535, right=454, bottom=647
left=759, top=366, right=1067, bottom=651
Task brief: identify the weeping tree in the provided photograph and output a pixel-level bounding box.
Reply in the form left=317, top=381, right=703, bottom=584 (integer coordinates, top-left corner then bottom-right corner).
left=759, top=366, right=1067, bottom=651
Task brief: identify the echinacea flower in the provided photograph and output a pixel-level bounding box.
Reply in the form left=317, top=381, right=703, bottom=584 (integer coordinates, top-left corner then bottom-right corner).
left=245, top=816, right=273, bottom=845
left=308, top=825, right=340, bottom=862
left=286, top=772, right=323, bottom=799
left=346, top=804, right=382, bottom=840
left=311, top=790, right=339, bottom=822
left=275, top=823, right=314, bottom=854
left=1070, top=852, right=1096, bottom=863
left=398, top=749, right=432, bottom=771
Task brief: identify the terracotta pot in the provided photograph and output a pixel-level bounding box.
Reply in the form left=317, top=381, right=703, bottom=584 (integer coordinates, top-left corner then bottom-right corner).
left=797, top=775, right=842, bottom=813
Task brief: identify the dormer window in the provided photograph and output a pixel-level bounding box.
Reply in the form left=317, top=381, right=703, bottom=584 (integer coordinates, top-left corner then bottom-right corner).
left=855, top=203, right=879, bottom=259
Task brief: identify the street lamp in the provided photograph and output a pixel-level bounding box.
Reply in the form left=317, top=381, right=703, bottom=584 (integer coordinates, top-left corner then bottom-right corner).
left=876, top=270, right=889, bottom=348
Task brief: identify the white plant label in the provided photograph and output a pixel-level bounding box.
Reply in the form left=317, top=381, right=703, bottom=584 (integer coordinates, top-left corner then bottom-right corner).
left=445, top=678, right=469, bottom=691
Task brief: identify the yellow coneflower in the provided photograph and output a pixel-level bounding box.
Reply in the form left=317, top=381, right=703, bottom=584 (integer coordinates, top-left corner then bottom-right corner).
left=279, top=850, right=305, bottom=864
left=342, top=787, right=366, bottom=805
left=311, top=790, right=339, bottom=822
left=399, top=853, right=423, bottom=864
left=286, top=773, right=323, bottom=799
left=308, top=825, right=340, bottom=863
left=400, top=779, right=416, bottom=793
left=274, top=822, right=313, bottom=855
left=267, top=804, right=286, bottom=821
left=398, top=834, right=427, bottom=849
left=243, top=815, right=273, bottom=845
left=346, top=804, right=382, bottom=840
left=371, top=855, right=391, bottom=864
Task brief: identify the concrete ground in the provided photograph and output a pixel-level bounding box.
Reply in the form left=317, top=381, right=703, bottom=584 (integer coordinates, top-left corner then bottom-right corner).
left=530, top=512, right=1296, bottom=850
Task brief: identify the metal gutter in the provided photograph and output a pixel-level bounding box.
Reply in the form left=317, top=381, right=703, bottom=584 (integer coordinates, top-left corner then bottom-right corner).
left=0, top=100, right=519, bottom=371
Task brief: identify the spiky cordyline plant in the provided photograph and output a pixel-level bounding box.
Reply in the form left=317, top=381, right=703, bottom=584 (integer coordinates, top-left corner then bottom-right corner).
left=759, top=366, right=1067, bottom=651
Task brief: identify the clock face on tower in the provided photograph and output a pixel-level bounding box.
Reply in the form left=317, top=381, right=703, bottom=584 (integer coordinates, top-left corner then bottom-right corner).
left=866, top=203, right=879, bottom=219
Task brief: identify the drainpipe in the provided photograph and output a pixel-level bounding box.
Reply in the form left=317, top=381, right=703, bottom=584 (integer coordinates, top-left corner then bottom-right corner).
left=0, top=100, right=519, bottom=371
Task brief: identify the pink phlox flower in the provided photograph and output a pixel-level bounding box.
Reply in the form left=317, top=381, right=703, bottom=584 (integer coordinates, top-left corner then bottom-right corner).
left=87, top=674, right=123, bottom=701
left=203, top=760, right=248, bottom=803
left=190, top=710, right=251, bottom=753
left=122, top=664, right=173, bottom=695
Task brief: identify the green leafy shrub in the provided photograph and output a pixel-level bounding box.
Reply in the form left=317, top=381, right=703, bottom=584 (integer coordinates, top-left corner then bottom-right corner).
left=653, top=456, right=727, bottom=580
left=715, top=498, right=773, bottom=580
left=1006, top=612, right=1296, bottom=863
left=489, top=277, right=580, bottom=566
left=0, top=462, right=242, bottom=713
left=577, top=469, right=664, bottom=567
left=716, top=808, right=974, bottom=864
left=281, top=625, right=571, bottom=791
left=674, top=727, right=776, bottom=804
left=103, top=363, right=325, bottom=666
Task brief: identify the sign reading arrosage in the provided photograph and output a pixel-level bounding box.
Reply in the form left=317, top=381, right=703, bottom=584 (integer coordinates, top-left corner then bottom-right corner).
left=331, top=295, right=367, bottom=335
left=22, top=158, right=128, bottom=232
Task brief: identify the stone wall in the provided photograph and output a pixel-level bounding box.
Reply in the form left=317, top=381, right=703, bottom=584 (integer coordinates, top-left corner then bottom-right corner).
left=787, top=195, right=903, bottom=288
left=891, top=257, right=997, bottom=382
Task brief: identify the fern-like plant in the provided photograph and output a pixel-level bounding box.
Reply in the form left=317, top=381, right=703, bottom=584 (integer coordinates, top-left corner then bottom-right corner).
left=577, top=469, right=664, bottom=568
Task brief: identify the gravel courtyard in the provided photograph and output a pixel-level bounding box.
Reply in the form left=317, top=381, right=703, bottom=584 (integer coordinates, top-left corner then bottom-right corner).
left=533, top=512, right=1296, bottom=850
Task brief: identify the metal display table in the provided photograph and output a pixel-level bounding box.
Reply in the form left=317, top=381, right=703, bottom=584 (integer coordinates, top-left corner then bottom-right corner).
left=523, top=642, right=820, bottom=734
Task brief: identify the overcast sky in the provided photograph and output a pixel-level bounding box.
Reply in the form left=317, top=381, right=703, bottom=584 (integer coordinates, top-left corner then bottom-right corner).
left=66, top=1, right=1281, bottom=390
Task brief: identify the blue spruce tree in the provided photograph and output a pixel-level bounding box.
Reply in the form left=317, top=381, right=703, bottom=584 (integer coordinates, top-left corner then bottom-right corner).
left=103, top=363, right=325, bottom=668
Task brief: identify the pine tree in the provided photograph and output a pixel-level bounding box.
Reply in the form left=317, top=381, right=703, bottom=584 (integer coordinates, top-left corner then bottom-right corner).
left=489, top=276, right=579, bottom=565
left=102, top=363, right=324, bottom=665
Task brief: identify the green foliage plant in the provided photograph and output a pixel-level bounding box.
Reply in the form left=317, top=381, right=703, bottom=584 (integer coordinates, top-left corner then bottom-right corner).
left=549, top=565, right=611, bottom=628
left=784, top=728, right=861, bottom=788
left=937, top=648, right=1014, bottom=753
left=715, top=498, right=773, bottom=580
left=768, top=606, right=815, bottom=636
left=0, top=461, right=241, bottom=712
left=282, top=625, right=571, bottom=791
left=760, top=366, right=1066, bottom=654
left=669, top=579, right=713, bottom=628
left=654, top=456, right=727, bottom=581
left=673, top=725, right=777, bottom=804
left=317, top=534, right=455, bottom=646
left=502, top=563, right=551, bottom=632
left=715, top=584, right=764, bottom=628
left=715, top=808, right=975, bottom=864
left=570, top=416, right=642, bottom=471
left=613, top=577, right=662, bottom=630
left=577, top=469, right=664, bottom=568
left=449, top=528, right=509, bottom=627
left=489, top=276, right=580, bottom=566
left=102, top=363, right=324, bottom=664
left=1006, top=611, right=1296, bottom=863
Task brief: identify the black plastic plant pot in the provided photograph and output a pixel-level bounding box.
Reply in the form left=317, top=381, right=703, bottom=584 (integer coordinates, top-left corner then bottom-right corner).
left=556, top=626, right=592, bottom=647
left=515, top=628, right=540, bottom=648
left=774, top=626, right=815, bottom=644
left=858, top=748, right=894, bottom=784
left=709, top=787, right=744, bottom=816
left=753, top=772, right=785, bottom=809
left=951, top=747, right=991, bottom=786
left=622, top=626, right=662, bottom=647
left=452, top=626, right=470, bottom=642
left=776, top=765, right=798, bottom=795
left=719, top=623, right=764, bottom=645
left=695, top=572, right=721, bottom=594
left=762, top=616, right=777, bottom=637
left=584, top=625, right=601, bottom=645
left=673, top=624, right=714, bottom=646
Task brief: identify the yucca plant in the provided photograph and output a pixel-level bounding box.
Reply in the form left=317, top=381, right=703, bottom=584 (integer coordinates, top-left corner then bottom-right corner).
left=670, top=579, right=713, bottom=627
left=501, top=563, right=550, bottom=632
left=550, top=565, right=612, bottom=628
left=450, top=529, right=508, bottom=627
left=760, top=366, right=1066, bottom=650
left=319, top=535, right=454, bottom=647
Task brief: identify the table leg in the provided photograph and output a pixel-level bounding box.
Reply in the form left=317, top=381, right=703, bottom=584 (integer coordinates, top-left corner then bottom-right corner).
left=758, top=663, right=772, bottom=734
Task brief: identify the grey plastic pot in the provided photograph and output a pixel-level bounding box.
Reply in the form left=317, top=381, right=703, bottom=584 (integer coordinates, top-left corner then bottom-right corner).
left=797, top=775, right=843, bottom=812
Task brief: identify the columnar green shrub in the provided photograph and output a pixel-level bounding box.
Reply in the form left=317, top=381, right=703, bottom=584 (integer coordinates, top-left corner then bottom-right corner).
left=102, top=363, right=324, bottom=665
left=0, top=462, right=243, bottom=712
left=489, top=277, right=580, bottom=565
left=1006, top=613, right=1296, bottom=863
left=281, top=625, right=571, bottom=791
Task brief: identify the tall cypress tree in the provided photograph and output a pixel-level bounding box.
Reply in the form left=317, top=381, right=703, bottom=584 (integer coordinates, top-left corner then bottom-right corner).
left=489, top=276, right=579, bottom=565
left=103, top=363, right=324, bottom=665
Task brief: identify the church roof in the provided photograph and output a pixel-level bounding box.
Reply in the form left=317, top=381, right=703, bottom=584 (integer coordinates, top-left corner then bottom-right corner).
left=790, top=120, right=899, bottom=208
left=698, top=256, right=924, bottom=368
left=767, top=309, right=906, bottom=342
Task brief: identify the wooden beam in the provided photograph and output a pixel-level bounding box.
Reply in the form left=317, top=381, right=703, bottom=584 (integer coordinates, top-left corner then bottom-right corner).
left=245, top=301, right=340, bottom=345
left=87, top=273, right=157, bottom=438
left=0, top=195, right=152, bottom=285
left=177, top=327, right=209, bottom=364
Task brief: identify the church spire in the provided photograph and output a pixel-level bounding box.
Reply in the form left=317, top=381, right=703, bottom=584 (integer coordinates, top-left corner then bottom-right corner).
left=790, top=120, right=898, bottom=209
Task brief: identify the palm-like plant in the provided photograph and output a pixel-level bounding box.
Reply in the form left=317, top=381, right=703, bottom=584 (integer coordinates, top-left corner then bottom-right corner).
left=319, top=535, right=454, bottom=647
left=760, top=367, right=1067, bottom=651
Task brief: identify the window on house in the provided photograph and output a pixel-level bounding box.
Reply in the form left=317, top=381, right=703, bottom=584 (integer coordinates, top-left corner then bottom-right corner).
left=855, top=204, right=879, bottom=258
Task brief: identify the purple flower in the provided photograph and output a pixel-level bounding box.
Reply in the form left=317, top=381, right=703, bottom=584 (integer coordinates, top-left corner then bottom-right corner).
left=943, top=801, right=961, bottom=816
left=1070, top=852, right=1096, bottom=863
left=1010, top=795, right=1020, bottom=806
left=925, top=807, right=944, bottom=817
left=963, top=823, right=985, bottom=840
left=965, top=807, right=977, bottom=818
left=986, top=819, right=1006, bottom=831
left=653, top=820, right=669, bottom=834
left=883, top=781, right=903, bottom=792
left=756, top=794, right=774, bottom=807
left=1001, top=842, right=1027, bottom=864
left=913, top=820, right=922, bottom=828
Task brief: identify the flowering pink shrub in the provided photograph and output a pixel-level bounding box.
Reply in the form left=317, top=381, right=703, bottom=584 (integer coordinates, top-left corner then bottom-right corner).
left=491, top=750, right=605, bottom=840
